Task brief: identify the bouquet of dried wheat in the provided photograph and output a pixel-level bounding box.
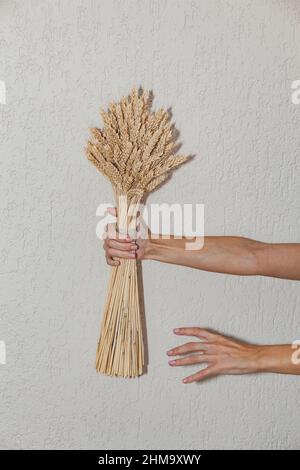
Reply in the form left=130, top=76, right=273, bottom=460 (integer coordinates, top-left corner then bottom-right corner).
left=86, top=86, right=189, bottom=377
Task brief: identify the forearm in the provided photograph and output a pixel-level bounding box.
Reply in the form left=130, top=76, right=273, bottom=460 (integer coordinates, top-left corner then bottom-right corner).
left=144, top=235, right=300, bottom=280
left=255, top=344, right=300, bottom=375
left=144, top=235, right=263, bottom=276
left=254, top=243, right=300, bottom=280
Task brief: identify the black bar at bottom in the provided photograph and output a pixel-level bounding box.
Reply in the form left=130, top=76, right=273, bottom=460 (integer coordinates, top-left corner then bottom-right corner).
left=0, top=449, right=299, bottom=465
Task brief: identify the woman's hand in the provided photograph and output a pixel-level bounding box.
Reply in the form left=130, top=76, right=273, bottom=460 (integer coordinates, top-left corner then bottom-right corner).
left=103, top=207, right=149, bottom=266
left=167, top=327, right=262, bottom=383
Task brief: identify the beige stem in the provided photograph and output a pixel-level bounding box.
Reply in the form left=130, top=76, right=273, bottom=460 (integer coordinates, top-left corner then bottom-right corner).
left=95, top=190, right=144, bottom=377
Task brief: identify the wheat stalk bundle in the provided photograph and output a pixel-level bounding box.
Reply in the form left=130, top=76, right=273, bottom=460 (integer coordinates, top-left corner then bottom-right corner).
left=86, top=86, right=189, bottom=377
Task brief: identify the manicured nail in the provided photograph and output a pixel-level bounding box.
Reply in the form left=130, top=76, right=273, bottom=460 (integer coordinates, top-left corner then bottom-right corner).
left=183, top=378, right=188, bottom=384
left=168, top=360, right=176, bottom=366
left=174, top=328, right=180, bottom=333
left=167, top=350, right=173, bottom=356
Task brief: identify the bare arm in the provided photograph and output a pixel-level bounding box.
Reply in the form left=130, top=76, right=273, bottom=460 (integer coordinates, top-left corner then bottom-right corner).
left=105, top=229, right=300, bottom=280
left=145, top=236, right=300, bottom=280
left=167, top=328, right=300, bottom=383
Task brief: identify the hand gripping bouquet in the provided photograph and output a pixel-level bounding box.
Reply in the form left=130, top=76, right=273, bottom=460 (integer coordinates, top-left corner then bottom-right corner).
left=86, top=86, right=189, bottom=377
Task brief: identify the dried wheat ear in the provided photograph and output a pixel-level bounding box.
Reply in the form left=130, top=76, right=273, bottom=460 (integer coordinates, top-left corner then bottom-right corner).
left=86, top=86, right=189, bottom=378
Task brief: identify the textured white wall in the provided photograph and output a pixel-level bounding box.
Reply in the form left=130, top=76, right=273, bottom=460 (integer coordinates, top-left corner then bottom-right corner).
left=1, top=0, right=300, bottom=450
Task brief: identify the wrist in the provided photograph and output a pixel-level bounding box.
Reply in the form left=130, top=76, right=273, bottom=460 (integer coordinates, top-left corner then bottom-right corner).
left=143, top=236, right=160, bottom=260
left=238, top=344, right=265, bottom=374
left=254, top=345, right=274, bottom=373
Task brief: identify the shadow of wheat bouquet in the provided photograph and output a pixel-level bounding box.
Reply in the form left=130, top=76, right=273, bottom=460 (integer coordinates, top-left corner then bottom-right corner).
left=86, top=86, right=189, bottom=377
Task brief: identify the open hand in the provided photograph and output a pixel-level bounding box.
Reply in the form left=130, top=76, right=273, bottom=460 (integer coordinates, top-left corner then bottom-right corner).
left=167, top=327, right=261, bottom=383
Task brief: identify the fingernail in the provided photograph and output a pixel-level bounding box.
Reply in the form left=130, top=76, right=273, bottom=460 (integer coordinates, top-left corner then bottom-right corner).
left=183, top=378, right=188, bottom=384
left=168, top=360, right=176, bottom=366
left=129, top=253, right=136, bottom=258
left=174, top=328, right=180, bottom=333
left=167, top=350, right=173, bottom=356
